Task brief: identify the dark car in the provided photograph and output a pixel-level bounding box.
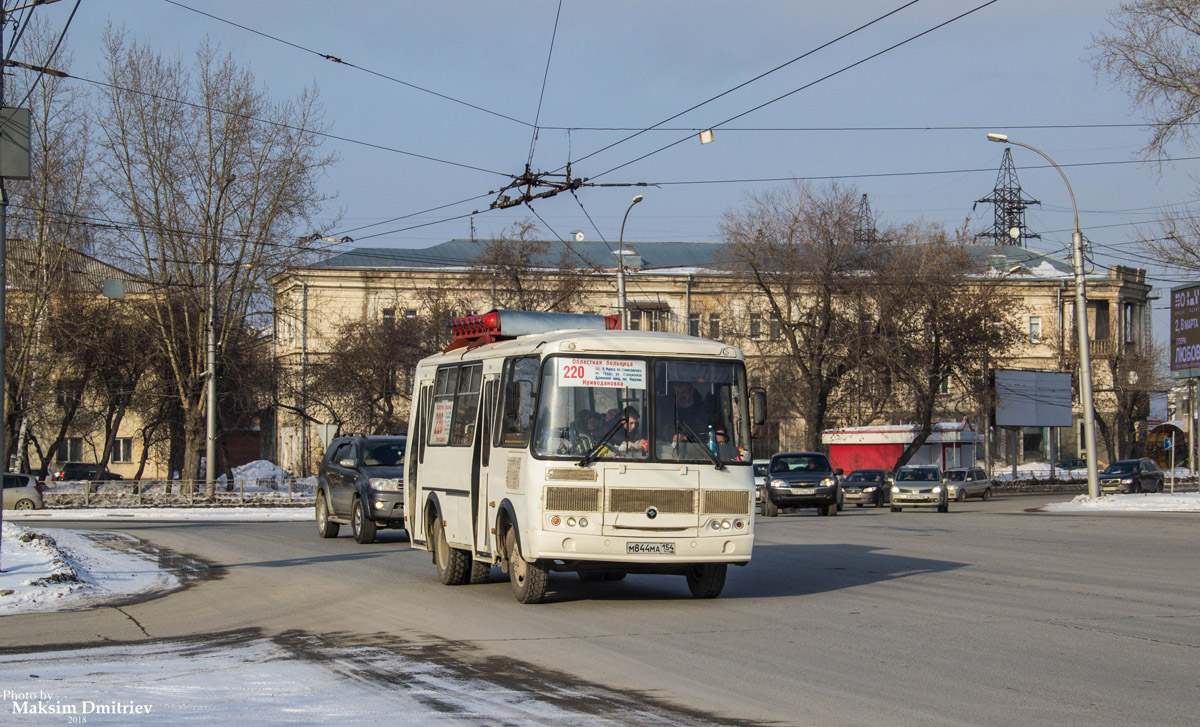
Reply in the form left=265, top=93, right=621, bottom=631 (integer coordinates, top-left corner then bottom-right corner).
left=1098, top=458, right=1164, bottom=495
left=316, top=434, right=407, bottom=543
left=53, top=462, right=123, bottom=482
left=761, top=452, right=843, bottom=517
left=842, top=469, right=893, bottom=507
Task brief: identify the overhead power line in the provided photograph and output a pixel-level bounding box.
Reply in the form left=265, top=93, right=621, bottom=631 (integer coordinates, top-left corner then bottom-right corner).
left=588, top=0, right=1002, bottom=181
left=161, top=0, right=533, bottom=128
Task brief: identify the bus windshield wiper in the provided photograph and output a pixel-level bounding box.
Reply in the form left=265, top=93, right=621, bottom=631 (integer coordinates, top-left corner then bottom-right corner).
left=675, top=419, right=726, bottom=471
left=577, top=416, right=628, bottom=468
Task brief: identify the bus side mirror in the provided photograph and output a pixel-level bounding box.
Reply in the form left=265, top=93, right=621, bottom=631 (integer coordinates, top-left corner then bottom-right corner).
left=751, top=387, right=767, bottom=426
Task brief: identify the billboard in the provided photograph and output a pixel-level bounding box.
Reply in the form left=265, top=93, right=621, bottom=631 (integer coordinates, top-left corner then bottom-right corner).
left=1171, top=283, right=1200, bottom=375
left=994, top=369, right=1074, bottom=427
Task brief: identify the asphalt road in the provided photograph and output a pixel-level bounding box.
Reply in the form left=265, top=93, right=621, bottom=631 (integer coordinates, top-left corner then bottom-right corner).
left=4, top=495, right=1198, bottom=726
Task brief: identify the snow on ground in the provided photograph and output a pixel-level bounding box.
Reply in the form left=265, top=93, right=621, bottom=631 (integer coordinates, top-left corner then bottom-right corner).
left=0, top=522, right=188, bottom=615
left=2, top=495, right=1197, bottom=724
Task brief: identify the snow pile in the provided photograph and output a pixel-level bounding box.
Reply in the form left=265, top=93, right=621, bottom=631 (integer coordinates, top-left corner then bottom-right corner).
left=1042, top=492, right=1200, bottom=512
left=227, top=459, right=291, bottom=483
left=0, top=521, right=188, bottom=614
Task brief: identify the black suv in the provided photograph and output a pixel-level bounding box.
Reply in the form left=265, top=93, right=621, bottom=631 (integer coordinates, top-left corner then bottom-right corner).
left=316, top=434, right=407, bottom=544
left=761, top=452, right=844, bottom=517
left=53, top=462, right=123, bottom=482
left=1098, top=458, right=1164, bottom=495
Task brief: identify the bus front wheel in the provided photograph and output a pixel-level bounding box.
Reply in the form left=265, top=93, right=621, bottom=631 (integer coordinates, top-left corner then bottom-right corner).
left=434, top=519, right=470, bottom=585
left=685, top=563, right=727, bottom=598
left=506, top=528, right=548, bottom=604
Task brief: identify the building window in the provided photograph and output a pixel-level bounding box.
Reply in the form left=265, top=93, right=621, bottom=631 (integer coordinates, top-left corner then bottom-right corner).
left=750, top=313, right=763, bottom=340
left=688, top=313, right=700, bottom=337
left=628, top=311, right=642, bottom=331
left=112, top=438, right=133, bottom=464
left=770, top=315, right=782, bottom=340
left=382, top=308, right=396, bottom=328
left=937, top=376, right=950, bottom=395
left=1029, top=316, right=1041, bottom=343
left=404, top=308, right=418, bottom=319
left=709, top=313, right=721, bottom=340
left=56, top=437, right=83, bottom=463
left=56, top=380, right=84, bottom=410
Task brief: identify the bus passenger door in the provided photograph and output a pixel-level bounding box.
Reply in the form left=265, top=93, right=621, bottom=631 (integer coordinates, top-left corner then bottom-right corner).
left=472, top=379, right=496, bottom=556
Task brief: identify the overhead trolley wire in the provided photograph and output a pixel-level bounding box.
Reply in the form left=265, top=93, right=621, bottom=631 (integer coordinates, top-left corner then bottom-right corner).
left=588, top=0, right=1002, bottom=182
left=161, top=0, right=533, bottom=129
left=526, top=0, right=564, bottom=168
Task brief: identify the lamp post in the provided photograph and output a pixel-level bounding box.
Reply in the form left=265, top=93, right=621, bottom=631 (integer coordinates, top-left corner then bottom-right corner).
left=617, top=194, right=644, bottom=329
left=987, top=133, right=1100, bottom=498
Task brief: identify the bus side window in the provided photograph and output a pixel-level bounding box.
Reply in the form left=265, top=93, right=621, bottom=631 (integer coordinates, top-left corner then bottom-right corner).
left=497, top=356, right=538, bottom=448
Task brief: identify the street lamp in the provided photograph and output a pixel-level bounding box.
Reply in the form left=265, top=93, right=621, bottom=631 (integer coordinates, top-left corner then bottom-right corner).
left=987, top=133, right=1100, bottom=498
left=617, top=194, right=644, bottom=329
left=206, top=174, right=236, bottom=495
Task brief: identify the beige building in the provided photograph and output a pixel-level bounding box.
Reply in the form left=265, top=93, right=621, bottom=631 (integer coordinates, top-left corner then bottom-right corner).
left=271, top=240, right=1153, bottom=475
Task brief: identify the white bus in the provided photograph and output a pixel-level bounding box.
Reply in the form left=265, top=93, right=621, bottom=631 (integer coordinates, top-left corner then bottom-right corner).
left=405, top=309, right=763, bottom=604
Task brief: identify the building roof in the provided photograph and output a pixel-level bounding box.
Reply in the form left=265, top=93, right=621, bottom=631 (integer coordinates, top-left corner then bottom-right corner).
left=306, top=240, right=1082, bottom=278
left=6, top=240, right=153, bottom=294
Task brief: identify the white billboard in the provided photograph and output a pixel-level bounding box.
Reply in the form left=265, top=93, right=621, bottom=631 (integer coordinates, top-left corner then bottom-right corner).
left=994, top=369, right=1074, bottom=427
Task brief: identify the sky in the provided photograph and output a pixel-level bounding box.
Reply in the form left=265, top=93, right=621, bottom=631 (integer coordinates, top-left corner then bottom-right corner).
left=15, top=0, right=1200, bottom=339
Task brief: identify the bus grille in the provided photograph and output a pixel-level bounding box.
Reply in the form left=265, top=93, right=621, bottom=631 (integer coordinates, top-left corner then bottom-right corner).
left=545, top=486, right=602, bottom=512
left=702, top=489, right=750, bottom=514
left=608, top=488, right=696, bottom=514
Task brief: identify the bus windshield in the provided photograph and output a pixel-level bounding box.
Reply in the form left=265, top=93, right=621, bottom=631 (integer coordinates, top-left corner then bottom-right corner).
left=532, top=356, right=750, bottom=464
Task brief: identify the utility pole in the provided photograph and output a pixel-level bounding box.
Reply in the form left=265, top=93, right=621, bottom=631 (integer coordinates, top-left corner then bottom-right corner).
left=205, top=175, right=235, bottom=496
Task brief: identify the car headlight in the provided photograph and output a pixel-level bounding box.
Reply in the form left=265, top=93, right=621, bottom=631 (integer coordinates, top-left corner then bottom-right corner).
left=932, top=486, right=942, bottom=494
left=369, top=477, right=402, bottom=491
left=1120, top=478, right=1134, bottom=485
left=863, top=486, right=876, bottom=492
left=891, top=486, right=900, bottom=494
left=770, top=479, right=787, bottom=488
left=821, top=477, right=836, bottom=487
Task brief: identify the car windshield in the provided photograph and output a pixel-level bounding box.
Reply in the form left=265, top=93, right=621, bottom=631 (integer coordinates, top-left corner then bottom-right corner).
left=945, top=470, right=967, bottom=481
left=846, top=472, right=881, bottom=483
left=771, top=454, right=830, bottom=473
left=753, top=464, right=768, bottom=477
left=1103, top=462, right=1136, bottom=475
left=363, top=440, right=405, bottom=467
left=897, top=466, right=939, bottom=481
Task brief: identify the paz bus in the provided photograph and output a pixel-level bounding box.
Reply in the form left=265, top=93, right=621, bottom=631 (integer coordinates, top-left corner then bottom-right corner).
left=405, top=309, right=763, bottom=604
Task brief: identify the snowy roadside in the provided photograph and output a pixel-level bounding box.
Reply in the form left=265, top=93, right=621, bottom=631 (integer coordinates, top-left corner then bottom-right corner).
left=0, top=522, right=197, bottom=615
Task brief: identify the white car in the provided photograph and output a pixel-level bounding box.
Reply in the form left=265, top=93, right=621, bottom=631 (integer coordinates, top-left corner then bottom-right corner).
left=753, top=460, right=769, bottom=507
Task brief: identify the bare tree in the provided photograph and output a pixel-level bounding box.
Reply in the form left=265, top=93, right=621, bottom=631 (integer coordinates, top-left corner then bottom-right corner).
left=720, top=182, right=884, bottom=451
left=1094, top=2, right=1200, bottom=271
left=3, top=19, right=98, bottom=471
left=868, top=225, right=1024, bottom=468
left=92, top=29, right=335, bottom=491
left=467, top=219, right=594, bottom=312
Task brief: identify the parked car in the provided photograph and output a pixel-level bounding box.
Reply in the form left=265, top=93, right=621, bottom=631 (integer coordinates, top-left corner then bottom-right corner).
left=842, top=469, right=893, bottom=507
left=944, top=467, right=993, bottom=501
left=53, top=462, right=123, bottom=482
left=1098, top=458, right=1164, bottom=495
left=2, top=473, right=43, bottom=510
left=890, top=464, right=949, bottom=513
left=316, top=434, right=407, bottom=543
left=752, top=459, right=769, bottom=507
left=761, top=452, right=843, bottom=517
left=1055, top=458, right=1087, bottom=472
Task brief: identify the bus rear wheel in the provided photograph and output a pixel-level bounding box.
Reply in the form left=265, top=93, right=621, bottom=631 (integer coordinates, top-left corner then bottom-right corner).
left=434, top=519, right=470, bottom=585
left=506, top=528, right=548, bottom=604
left=685, top=563, right=727, bottom=598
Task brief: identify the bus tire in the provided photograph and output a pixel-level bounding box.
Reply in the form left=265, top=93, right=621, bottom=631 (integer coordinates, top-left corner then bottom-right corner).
left=506, top=528, right=548, bottom=604
left=685, top=563, right=727, bottom=598
left=469, top=561, right=492, bottom=584
left=352, top=498, right=377, bottom=544
left=434, top=519, right=469, bottom=585
left=316, top=493, right=339, bottom=538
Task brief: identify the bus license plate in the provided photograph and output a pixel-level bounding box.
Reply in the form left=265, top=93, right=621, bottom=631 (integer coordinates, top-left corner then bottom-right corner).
left=627, top=542, right=675, bottom=555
